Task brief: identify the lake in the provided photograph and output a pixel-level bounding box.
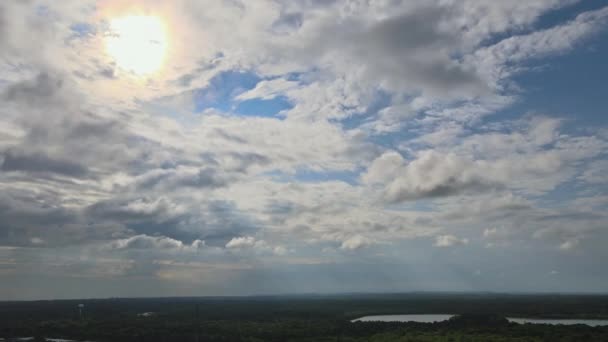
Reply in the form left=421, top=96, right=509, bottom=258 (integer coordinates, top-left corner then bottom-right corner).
left=353, top=314, right=454, bottom=323
left=508, top=318, right=608, bottom=326
left=352, top=314, right=608, bottom=326
left=6, top=339, right=91, bottom=342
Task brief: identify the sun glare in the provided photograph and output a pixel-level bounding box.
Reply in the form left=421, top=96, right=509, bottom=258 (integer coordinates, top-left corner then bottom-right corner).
left=105, top=15, right=168, bottom=75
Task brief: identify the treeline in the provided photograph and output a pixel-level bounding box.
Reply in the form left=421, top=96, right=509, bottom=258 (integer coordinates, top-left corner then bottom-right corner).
left=2, top=314, right=608, bottom=342
left=2, top=293, right=608, bottom=322
left=2, top=294, right=608, bottom=341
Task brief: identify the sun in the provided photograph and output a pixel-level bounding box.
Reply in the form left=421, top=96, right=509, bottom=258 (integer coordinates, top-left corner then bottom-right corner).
left=105, top=15, right=168, bottom=75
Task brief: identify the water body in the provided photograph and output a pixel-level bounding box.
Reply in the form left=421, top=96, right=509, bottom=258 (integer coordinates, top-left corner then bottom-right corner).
left=6, top=339, right=90, bottom=342
left=353, top=314, right=454, bottom=323
left=507, top=318, right=608, bottom=327
left=352, top=314, right=608, bottom=327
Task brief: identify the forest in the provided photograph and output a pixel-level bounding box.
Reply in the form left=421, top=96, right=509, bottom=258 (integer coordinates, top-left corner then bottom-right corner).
left=1, top=293, right=608, bottom=341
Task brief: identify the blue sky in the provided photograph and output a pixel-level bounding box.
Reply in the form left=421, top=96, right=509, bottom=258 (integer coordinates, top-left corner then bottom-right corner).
left=0, top=0, right=607, bottom=299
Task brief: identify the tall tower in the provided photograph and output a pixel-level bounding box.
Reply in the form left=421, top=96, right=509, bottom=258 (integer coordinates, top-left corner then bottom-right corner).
left=78, top=304, right=85, bottom=320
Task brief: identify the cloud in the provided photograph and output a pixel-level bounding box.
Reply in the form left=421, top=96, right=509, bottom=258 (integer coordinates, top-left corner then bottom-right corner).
left=481, top=226, right=515, bottom=248
left=225, top=236, right=259, bottom=249
left=225, top=236, right=287, bottom=256
left=337, top=5, right=487, bottom=98
left=483, top=228, right=500, bottom=239
left=363, top=115, right=606, bottom=203
left=579, top=160, right=608, bottom=184
left=1, top=149, right=88, bottom=177
left=86, top=197, right=186, bottom=223
left=132, top=167, right=230, bottom=191
left=340, top=235, right=372, bottom=251
left=365, top=150, right=501, bottom=202
left=3, top=72, right=66, bottom=104
left=30, top=237, right=45, bottom=246
left=109, top=234, right=205, bottom=251
left=236, top=78, right=298, bottom=101
left=1, top=1, right=608, bottom=297
left=559, top=238, right=580, bottom=251
left=471, top=6, right=608, bottom=84
left=434, top=235, right=469, bottom=248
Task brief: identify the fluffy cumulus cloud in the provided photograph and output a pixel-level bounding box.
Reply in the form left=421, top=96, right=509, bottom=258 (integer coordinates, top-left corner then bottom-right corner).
left=340, top=235, right=372, bottom=251
left=109, top=234, right=205, bottom=251
left=434, top=235, right=469, bottom=248
left=1, top=0, right=608, bottom=299
left=365, top=150, right=501, bottom=202
left=225, top=236, right=287, bottom=256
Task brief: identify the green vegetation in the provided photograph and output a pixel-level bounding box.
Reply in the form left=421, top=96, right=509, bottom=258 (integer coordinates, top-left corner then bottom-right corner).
left=1, top=294, right=607, bottom=341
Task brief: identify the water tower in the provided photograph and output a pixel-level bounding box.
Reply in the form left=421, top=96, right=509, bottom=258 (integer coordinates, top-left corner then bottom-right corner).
left=78, top=304, right=85, bottom=320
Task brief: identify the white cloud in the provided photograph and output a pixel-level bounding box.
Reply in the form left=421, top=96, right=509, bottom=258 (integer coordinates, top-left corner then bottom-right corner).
left=236, top=78, right=299, bottom=101
left=30, top=237, right=45, bottom=246
left=373, top=150, right=501, bottom=202
left=109, top=235, right=205, bottom=251
left=225, top=236, right=287, bottom=256
left=434, top=235, right=469, bottom=248
left=559, top=238, right=580, bottom=251
left=225, top=236, right=258, bottom=249
left=340, top=235, right=372, bottom=251
left=471, top=6, right=608, bottom=86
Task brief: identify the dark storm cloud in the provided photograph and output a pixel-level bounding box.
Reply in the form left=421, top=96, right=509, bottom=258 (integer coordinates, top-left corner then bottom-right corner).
left=132, top=153, right=268, bottom=192
left=0, top=67, right=271, bottom=249
left=191, top=201, right=260, bottom=247
left=214, top=128, right=248, bottom=144
left=354, top=7, right=484, bottom=96
left=0, top=70, right=162, bottom=249
left=0, top=4, right=6, bottom=43
left=133, top=167, right=229, bottom=191
left=0, top=191, right=129, bottom=248
left=1, top=69, right=144, bottom=178
left=303, top=3, right=487, bottom=98
left=175, top=168, right=228, bottom=188
left=367, top=6, right=455, bottom=50
left=0, top=192, right=76, bottom=229
left=83, top=196, right=260, bottom=247
left=4, top=73, right=64, bottom=102
left=64, top=120, right=120, bottom=141
left=86, top=197, right=184, bottom=224
left=226, top=152, right=271, bottom=171
left=387, top=178, right=500, bottom=202
left=1, top=149, right=88, bottom=177
left=272, top=12, right=303, bottom=33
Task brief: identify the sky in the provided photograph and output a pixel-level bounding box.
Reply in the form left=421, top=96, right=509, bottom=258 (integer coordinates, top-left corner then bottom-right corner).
left=0, top=0, right=608, bottom=300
